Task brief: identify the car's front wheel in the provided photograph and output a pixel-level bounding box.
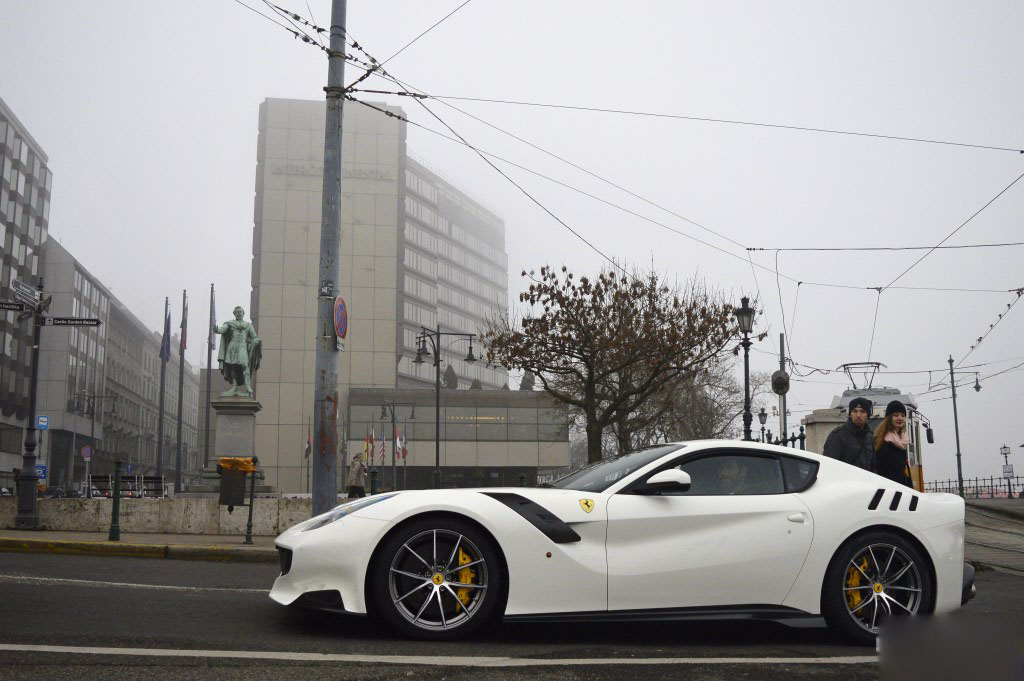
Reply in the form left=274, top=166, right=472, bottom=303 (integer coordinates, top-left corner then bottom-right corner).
left=822, top=530, right=933, bottom=645
left=371, top=517, right=503, bottom=640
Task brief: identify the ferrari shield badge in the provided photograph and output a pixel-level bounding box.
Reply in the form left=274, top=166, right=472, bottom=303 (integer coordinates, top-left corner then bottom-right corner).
left=579, top=499, right=595, bottom=513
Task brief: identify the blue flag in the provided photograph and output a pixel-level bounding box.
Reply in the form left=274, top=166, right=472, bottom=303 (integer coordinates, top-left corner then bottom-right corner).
left=159, top=306, right=172, bottom=361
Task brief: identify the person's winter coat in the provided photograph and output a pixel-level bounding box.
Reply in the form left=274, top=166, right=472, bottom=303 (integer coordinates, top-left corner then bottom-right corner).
left=822, top=419, right=876, bottom=471
left=875, top=441, right=913, bottom=488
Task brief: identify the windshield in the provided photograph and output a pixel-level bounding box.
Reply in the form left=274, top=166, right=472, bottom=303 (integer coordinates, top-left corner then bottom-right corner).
left=551, top=445, right=684, bottom=492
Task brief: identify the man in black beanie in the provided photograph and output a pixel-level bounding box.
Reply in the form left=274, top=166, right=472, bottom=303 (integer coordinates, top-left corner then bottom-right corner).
left=823, top=396, right=876, bottom=471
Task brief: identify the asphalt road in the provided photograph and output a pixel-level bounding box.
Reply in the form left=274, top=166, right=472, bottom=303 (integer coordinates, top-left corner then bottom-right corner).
left=0, top=553, right=1020, bottom=680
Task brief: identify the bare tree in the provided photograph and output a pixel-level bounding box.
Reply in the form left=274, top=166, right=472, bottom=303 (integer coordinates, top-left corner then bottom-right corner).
left=486, top=265, right=737, bottom=464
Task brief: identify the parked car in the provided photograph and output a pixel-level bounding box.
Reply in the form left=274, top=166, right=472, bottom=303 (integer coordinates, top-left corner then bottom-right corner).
left=43, top=486, right=66, bottom=498
left=271, top=439, right=974, bottom=645
left=0, top=486, right=12, bottom=497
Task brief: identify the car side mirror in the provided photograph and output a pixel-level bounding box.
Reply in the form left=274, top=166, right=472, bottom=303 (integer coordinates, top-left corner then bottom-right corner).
left=926, top=427, right=934, bottom=444
left=637, top=469, right=691, bottom=494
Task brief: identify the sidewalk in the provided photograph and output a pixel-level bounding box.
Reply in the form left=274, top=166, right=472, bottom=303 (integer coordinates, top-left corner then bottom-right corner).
left=0, top=529, right=277, bottom=563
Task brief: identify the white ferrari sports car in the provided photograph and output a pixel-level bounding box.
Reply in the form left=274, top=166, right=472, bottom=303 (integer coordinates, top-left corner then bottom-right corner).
left=271, top=440, right=974, bottom=644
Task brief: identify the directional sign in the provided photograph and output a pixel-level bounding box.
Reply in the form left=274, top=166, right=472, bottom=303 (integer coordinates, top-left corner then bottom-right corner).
left=81, top=445, right=93, bottom=462
left=37, top=415, right=49, bottom=430
left=47, top=317, right=102, bottom=327
left=0, top=301, right=25, bottom=312
left=11, top=279, right=39, bottom=307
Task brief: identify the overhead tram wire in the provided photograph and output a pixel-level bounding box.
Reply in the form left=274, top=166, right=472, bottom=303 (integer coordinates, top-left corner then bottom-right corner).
left=381, top=93, right=1024, bottom=155
left=956, top=288, right=1024, bottom=368
left=379, top=0, right=474, bottom=67
left=749, top=242, right=1024, bottom=252
left=882, top=170, right=1024, bottom=291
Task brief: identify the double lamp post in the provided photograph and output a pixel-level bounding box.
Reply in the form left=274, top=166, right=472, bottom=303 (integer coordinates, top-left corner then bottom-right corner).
left=734, top=296, right=756, bottom=442
left=413, top=325, right=476, bottom=489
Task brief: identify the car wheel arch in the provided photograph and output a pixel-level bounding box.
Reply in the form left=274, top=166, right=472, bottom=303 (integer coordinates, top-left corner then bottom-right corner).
left=363, top=510, right=510, bottom=619
left=820, top=523, right=937, bottom=616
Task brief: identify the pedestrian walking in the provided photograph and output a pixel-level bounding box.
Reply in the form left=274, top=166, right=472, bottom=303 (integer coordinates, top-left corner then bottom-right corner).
left=874, top=400, right=913, bottom=488
left=347, top=453, right=367, bottom=499
left=823, top=397, right=876, bottom=471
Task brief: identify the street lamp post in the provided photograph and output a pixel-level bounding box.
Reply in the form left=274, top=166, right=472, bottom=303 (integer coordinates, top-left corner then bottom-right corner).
left=948, top=356, right=966, bottom=498
left=413, top=325, right=476, bottom=489
left=380, top=401, right=416, bottom=491
left=758, top=407, right=768, bottom=443
left=1000, top=444, right=1012, bottom=499
left=77, top=391, right=118, bottom=498
left=734, top=297, right=756, bottom=442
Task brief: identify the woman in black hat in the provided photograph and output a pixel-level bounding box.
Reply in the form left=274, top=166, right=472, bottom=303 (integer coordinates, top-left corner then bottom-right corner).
left=874, top=400, right=913, bottom=488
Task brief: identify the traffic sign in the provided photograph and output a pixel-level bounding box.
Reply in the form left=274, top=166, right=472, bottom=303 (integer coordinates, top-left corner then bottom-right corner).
left=35, top=464, right=47, bottom=480
left=1004, top=464, right=1014, bottom=479
left=124, top=463, right=132, bottom=474
left=46, top=317, right=102, bottom=327
left=11, top=278, right=39, bottom=307
left=37, top=415, right=49, bottom=430
left=81, top=445, right=93, bottom=462
left=334, top=296, right=348, bottom=351
left=0, top=301, right=25, bottom=312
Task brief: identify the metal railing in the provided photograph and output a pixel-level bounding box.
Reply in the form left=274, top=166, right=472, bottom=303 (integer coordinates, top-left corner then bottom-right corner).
left=759, top=425, right=807, bottom=450
left=924, top=476, right=1024, bottom=498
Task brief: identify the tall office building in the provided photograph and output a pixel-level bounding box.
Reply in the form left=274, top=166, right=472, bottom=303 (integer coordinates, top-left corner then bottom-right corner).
left=0, top=96, right=53, bottom=484
left=250, top=98, right=519, bottom=491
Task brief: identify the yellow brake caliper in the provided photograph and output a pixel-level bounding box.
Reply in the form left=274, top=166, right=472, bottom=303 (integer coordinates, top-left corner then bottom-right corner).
left=845, top=556, right=870, bottom=609
left=454, top=547, right=476, bottom=612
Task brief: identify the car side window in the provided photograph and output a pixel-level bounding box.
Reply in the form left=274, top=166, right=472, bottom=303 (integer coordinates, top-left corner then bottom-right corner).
left=671, top=453, right=786, bottom=496
left=779, top=455, right=819, bottom=493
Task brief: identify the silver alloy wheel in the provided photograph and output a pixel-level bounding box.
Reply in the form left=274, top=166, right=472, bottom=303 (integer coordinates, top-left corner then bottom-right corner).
left=387, top=528, right=489, bottom=631
left=843, top=542, right=923, bottom=634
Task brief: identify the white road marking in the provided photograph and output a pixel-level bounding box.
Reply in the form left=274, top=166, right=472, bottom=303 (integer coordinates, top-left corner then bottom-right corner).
left=0, top=644, right=877, bottom=666
left=0, top=573, right=266, bottom=593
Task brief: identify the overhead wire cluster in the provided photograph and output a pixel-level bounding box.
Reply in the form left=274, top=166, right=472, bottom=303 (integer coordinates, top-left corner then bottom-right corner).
left=235, top=0, right=1024, bottom=404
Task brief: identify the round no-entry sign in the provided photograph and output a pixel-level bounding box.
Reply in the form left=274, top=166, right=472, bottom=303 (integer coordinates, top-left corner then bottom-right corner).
left=81, top=445, right=93, bottom=462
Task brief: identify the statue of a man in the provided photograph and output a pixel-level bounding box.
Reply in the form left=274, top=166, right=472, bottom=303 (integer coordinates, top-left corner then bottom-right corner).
left=213, top=306, right=262, bottom=397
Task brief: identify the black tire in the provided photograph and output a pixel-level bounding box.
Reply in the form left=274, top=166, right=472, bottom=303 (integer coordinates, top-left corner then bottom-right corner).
left=821, top=530, right=933, bottom=646
left=370, top=517, right=504, bottom=640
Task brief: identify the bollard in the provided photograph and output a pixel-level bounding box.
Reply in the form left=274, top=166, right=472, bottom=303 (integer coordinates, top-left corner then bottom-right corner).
left=108, top=460, right=122, bottom=542
left=518, top=473, right=527, bottom=487
left=370, top=469, right=378, bottom=495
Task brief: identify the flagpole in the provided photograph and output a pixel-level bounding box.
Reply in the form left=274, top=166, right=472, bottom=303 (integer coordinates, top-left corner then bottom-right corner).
left=203, top=284, right=215, bottom=468
left=156, top=297, right=170, bottom=481
left=174, top=289, right=187, bottom=494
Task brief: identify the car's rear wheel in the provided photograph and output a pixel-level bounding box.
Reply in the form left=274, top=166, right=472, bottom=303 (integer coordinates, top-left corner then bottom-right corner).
left=822, top=530, right=932, bottom=645
left=371, top=517, right=503, bottom=640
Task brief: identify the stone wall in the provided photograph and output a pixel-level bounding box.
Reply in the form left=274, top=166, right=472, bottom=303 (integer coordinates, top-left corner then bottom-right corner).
left=0, top=497, right=328, bottom=536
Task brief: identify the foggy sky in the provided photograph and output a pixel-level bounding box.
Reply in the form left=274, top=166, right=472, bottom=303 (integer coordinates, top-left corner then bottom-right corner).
left=1, top=1, right=1021, bottom=483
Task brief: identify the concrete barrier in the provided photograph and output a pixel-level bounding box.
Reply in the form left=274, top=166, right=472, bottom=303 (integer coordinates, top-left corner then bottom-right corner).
left=0, top=496, right=322, bottom=536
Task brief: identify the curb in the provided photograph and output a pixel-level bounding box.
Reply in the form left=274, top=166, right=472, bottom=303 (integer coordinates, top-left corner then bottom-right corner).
left=0, top=537, right=277, bottom=563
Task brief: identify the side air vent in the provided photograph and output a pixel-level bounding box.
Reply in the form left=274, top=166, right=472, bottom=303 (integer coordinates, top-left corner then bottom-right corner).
left=909, top=496, right=919, bottom=511
left=889, top=491, right=903, bottom=511
left=483, top=492, right=582, bottom=543
left=868, top=489, right=884, bottom=510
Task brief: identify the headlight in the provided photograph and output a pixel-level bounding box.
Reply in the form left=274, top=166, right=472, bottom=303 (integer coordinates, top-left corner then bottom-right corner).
left=302, top=493, right=397, bottom=532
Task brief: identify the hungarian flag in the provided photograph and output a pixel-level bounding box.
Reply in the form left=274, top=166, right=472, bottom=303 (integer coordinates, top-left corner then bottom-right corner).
left=158, top=306, right=172, bottom=361
left=180, top=294, right=188, bottom=352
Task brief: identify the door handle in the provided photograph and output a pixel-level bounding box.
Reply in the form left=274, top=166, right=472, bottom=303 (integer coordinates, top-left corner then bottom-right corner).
left=787, top=513, right=807, bottom=524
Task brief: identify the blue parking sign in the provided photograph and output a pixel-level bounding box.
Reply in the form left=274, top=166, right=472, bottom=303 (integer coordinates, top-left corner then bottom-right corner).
left=35, top=464, right=47, bottom=480
left=124, top=464, right=132, bottom=474
left=37, top=415, right=48, bottom=430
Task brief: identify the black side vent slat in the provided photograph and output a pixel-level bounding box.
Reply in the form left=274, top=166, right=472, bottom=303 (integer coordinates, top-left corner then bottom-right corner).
left=868, top=489, right=884, bottom=510
left=909, top=496, right=919, bottom=512
left=890, top=491, right=903, bottom=511
left=483, top=492, right=582, bottom=543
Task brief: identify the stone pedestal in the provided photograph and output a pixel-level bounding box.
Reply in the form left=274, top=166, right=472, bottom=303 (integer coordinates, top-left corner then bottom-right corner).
left=211, top=397, right=262, bottom=459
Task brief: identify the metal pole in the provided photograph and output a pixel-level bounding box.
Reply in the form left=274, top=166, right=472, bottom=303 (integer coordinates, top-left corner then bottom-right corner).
left=779, top=333, right=787, bottom=436
left=391, top=405, right=397, bottom=492
left=108, top=460, right=122, bottom=541
left=156, top=296, right=169, bottom=479
left=244, top=463, right=257, bottom=545
left=14, top=280, right=44, bottom=529
left=203, top=283, right=214, bottom=468
left=741, top=332, right=752, bottom=441
left=312, top=0, right=347, bottom=517
left=948, top=356, right=965, bottom=497
left=434, top=326, right=442, bottom=489
left=67, top=354, right=83, bottom=490
left=86, top=352, right=99, bottom=498
left=175, top=289, right=186, bottom=494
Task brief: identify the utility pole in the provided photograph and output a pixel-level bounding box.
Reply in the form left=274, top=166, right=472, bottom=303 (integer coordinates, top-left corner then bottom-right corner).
left=156, top=297, right=170, bottom=480
left=204, top=283, right=215, bottom=468
left=779, top=333, right=787, bottom=437
left=14, top=280, right=44, bottom=529
left=312, top=0, right=347, bottom=516
left=948, top=356, right=965, bottom=498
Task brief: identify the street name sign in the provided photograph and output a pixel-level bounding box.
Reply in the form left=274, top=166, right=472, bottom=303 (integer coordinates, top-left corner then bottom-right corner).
left=37, top=415, right=48, bottom=430
left=11, top=279, right=39, bottom=308
left=0, top=301, right=25, bottom=312
left=81, top=445, right=93, bottom=462
left=46, top=317, right=102, bottom=327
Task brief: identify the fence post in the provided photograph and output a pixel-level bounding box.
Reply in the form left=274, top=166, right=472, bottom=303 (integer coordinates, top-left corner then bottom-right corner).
left=798, top=426, right=806, bottom=450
